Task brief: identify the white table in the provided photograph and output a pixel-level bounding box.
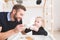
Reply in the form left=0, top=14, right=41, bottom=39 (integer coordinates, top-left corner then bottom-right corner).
left=7, top=32, right=53, bottom=40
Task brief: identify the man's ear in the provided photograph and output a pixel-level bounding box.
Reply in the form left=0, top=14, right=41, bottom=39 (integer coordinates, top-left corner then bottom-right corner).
left=12, top=9, right=16, bottom=14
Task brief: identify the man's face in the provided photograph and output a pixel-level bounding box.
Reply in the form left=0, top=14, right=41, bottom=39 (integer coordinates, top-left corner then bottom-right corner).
left=14, top=9, right=25, bottom=22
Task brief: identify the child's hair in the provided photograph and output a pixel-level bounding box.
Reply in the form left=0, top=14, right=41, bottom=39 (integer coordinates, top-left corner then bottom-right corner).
left=35, top=16, right=45, bottom=27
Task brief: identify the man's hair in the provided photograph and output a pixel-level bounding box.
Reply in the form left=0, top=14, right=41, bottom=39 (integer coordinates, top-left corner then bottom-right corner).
left=12, top=4, right=26, bottom=11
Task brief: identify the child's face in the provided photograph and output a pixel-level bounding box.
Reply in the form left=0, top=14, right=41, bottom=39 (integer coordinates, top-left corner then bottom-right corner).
left=34, top=18, right=42, bottom=27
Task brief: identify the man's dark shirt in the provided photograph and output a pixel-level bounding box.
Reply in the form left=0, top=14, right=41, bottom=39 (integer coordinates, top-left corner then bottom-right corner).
left=0, top=12, right=22, bottom=32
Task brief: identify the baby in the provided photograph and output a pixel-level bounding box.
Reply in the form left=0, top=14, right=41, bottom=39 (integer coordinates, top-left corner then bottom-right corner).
left=24, top=16, right=48, bottom=35
left=24, top=16, right=55, bottom=40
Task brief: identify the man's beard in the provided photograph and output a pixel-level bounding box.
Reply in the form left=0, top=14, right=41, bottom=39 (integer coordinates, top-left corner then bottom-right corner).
left=14, top=15, right=22, bottom=22
left=14, top=16, right=17, bottom=21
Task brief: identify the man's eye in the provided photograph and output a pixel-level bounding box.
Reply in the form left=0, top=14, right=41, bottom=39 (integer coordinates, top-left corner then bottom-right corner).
left=20, top=14, right=23, bottom=16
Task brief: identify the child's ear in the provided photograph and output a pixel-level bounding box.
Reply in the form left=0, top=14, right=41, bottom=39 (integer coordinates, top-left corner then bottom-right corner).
left=42, top=20, right=45, bottom=27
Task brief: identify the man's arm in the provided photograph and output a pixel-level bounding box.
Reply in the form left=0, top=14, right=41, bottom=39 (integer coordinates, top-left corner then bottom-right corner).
left=0, top=25, right=18, bottom=40
left=0, top=29, right=16, bottom=40
left=0, top=24, right=24, bottom=40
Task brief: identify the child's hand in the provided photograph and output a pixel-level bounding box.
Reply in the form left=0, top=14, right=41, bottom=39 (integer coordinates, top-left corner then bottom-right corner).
left=30, top=25, right=39, bottom=32
left=30, top=26, right=35, bottom=30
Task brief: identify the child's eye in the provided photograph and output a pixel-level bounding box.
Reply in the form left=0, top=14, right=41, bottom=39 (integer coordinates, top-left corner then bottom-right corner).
left=36, top=21, right=39, bottom=23
left=37, top=22, right=39, bottom=23
left=35, top=21, right=36, bottom=22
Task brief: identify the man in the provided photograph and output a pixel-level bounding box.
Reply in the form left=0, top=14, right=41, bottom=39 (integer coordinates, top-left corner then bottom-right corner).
left=0, top=4, right=26, bottom=40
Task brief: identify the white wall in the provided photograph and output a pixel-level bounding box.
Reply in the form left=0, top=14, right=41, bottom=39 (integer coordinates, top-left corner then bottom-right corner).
left=22, top=0, right=45, bottom=26
left=53, top=0, right=60, bottom=30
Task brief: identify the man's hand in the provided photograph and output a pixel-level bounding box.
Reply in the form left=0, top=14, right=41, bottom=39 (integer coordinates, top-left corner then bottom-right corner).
left=14, top=24, right=25, bottom=33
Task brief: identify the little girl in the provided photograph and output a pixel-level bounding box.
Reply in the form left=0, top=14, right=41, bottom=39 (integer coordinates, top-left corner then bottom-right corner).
left=24, top=16, right=55, bottom=40
left=24, top=16, right=47, bottom=35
